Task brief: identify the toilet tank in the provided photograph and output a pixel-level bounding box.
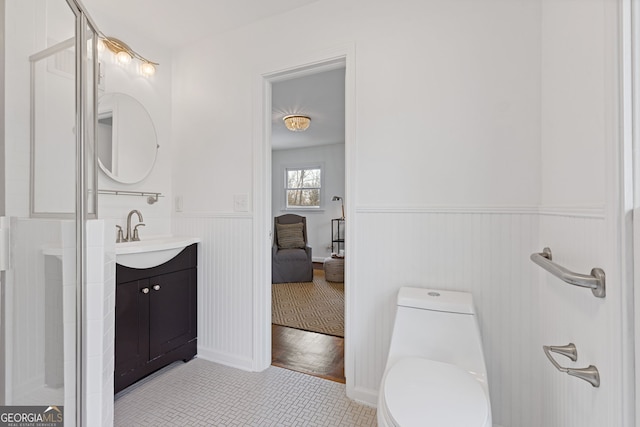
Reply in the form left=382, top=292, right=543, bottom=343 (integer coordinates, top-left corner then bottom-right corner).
left=385, top=287, right=488, bottom=381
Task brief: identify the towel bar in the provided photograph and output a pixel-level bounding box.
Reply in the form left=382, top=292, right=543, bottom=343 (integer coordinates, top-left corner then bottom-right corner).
left=530, top=247, right=605, bottom=298
left=98, top=189, right=163, bottom=205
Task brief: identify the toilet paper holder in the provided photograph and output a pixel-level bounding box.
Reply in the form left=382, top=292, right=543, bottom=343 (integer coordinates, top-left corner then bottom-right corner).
left=543, top=343, right=600, bottom=388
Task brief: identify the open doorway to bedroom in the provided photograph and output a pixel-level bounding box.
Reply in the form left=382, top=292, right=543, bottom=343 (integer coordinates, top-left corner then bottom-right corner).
left=269, top=65, right=346, bottom=383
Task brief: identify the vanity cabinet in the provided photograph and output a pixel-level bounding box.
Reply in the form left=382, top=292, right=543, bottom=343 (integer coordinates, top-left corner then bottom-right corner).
left=115, top=243, right=197, bottom=393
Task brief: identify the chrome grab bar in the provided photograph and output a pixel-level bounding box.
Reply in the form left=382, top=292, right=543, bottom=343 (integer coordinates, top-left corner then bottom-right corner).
left=543, top=343, right=600, bottom=388
left=530, top=247, right=606, bottom=298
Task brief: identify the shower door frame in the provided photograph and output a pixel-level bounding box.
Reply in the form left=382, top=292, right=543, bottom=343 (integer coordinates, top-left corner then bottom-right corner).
left=68, top=2, right=100, bottom=424
left=21, top=1, right=99, bottom=425
left=0, top=0, right=5, bottom=408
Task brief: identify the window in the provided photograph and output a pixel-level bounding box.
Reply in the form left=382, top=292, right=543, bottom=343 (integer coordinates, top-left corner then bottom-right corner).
left=285, top=166, right=321, bottom=209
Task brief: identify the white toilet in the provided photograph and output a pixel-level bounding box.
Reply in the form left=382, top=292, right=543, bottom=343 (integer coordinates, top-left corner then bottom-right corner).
left=377, top=287, right=492, bottom=427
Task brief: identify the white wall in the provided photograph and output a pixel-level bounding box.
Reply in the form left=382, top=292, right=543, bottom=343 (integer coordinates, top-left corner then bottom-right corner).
left=3, top=3, right=170, bottom=425
left=171, top=1, right=542, bottom=425
left=85, top=219, right=115, bottom=427
left=272, top=143, right=345, bottom=261
left=31, top=43, right=76, bottom=215
left=3, top=0, right=74, bottom=412
left=93, top=12, right=173, bottom=239
left=173, top=0, right=541, bottom=212
left=5, top=0, right=38, bottom=217
left=540, top=0, right=607, bottom=207
left=3, top=217, right=112, bottom=426
left=6, top=1, right=626, bottom=426
left=9, top=218, right=64, bottom=403
left=537, top=0, right=628, bottom=426
left=81, top=9, right=173, bottom=426
left=3, top=0, right=173, bottom=232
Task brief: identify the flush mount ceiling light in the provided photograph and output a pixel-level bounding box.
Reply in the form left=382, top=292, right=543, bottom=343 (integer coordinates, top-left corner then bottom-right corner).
left=283, top=115, right=311, bottom=132
left=101, top=36, right=158, bottom=76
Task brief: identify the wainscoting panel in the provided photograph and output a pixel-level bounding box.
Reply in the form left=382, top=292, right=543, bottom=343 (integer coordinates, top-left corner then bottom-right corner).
left=537, top=213, right=621, bottom=427
left=352, top=209, right=540, bottom=427
left=8, top=218, right=68, bottom=405
left=173, top=215, right=254, bottom=369
left=174, top=208, right=625, bottom=427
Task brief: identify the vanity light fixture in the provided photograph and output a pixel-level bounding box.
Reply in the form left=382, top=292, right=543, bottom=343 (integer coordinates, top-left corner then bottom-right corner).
left=101, top=36, right=158, bottom=76
left=140, top=61, right=156, bottom=77
left=283, top=115, right=311, bottom=132
left=116, top=50, right=132, bottom=64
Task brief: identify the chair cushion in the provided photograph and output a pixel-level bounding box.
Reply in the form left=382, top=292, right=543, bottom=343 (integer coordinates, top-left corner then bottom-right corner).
left=276, top=222, right=305, bottom=249
left=275, top=248, right=309, bottom=262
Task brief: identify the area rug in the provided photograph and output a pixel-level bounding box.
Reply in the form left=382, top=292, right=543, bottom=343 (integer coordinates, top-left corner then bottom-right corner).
left=272, top=270, right=344, bottom=337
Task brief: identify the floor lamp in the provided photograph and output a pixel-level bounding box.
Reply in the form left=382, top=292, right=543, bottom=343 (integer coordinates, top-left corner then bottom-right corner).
left=332, top=196, right=345, bottom=219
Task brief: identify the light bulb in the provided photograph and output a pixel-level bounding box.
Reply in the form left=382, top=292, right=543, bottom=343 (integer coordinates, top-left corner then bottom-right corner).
left=116, top=50, right=132, bottom=64
left=140, top=62, right=156, bottom=76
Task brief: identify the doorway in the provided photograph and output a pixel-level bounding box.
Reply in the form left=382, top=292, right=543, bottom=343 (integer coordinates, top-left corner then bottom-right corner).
left=270, top=66, right=346, bottom=382
left=253, top=47, right=355, bottom=390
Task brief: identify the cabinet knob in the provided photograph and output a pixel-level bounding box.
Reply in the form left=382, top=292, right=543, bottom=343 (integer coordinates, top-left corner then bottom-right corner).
left=141, top=287, right=149, bottom=294
left=153, top=284, right=161, bottom=291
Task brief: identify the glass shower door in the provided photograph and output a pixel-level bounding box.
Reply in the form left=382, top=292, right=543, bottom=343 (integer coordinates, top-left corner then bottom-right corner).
left=7, top=0, right=78, bottom=420
left=1, top=0, right=97, bottom=425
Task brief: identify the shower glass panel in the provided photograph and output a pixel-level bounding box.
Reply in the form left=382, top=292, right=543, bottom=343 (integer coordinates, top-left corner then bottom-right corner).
left=31, top=5, right=77, bottom=217
left=2, top=0, right=96, bottom=425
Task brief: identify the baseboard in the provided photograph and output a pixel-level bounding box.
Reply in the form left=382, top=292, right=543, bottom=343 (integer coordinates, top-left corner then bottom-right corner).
left=347, top=384, right=378, bottom=408
left=197, top=347, right=254, bottom=372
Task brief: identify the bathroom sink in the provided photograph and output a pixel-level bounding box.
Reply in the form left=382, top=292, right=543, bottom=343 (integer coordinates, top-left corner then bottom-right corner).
left=115, top=236, right=201, bottom=269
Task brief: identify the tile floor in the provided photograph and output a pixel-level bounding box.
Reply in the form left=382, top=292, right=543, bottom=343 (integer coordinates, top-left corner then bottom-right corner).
left=114, top=358, right=378, bottom=426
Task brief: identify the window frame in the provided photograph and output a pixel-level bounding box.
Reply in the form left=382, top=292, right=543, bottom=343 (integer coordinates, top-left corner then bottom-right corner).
left=283, top=164, right=324, bottom=211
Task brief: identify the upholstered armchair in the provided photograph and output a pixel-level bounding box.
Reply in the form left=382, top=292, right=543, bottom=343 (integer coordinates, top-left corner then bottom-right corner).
left=272, top=214, right=313, bottom=283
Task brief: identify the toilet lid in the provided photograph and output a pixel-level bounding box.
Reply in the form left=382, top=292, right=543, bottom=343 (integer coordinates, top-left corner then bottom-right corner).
left=383, top=358, right=489, bottom=427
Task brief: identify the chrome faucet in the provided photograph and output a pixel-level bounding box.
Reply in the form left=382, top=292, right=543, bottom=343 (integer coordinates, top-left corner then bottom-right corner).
left=125, top=210, right=144, bottom=242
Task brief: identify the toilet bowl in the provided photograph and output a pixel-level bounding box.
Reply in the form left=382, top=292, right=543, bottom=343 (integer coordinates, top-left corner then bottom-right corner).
left=377, top=287, right=492, bottom=427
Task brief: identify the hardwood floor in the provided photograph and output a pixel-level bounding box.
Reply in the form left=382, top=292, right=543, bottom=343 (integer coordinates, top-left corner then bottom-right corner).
left=271, top=324, right=345, bottom=384
left=271, top=265, right=345, bottom=383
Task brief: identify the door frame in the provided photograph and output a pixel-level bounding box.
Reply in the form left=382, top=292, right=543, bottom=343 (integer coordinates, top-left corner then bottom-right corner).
left=625, top=0, right=640, bottom=424
left=252, top=44, right=356, bottom=394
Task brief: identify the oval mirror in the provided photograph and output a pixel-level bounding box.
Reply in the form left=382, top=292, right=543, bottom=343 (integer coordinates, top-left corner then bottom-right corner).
left=97, top=93, right=158, bottom=184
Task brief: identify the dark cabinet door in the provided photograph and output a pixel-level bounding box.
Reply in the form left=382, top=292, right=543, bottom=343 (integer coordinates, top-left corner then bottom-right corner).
left=115, top=278, right=150, bottom=377
left=148, top=269, right=197, bottom=360
left=115, top=244, right=198, bottom=393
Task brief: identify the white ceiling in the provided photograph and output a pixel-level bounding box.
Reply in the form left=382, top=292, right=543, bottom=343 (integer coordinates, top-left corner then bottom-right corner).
left=81, top=0, right=344, bottom=151
left=80, top=0, right=321, bottom=49
left=271, top=67, right=345, bottom=151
